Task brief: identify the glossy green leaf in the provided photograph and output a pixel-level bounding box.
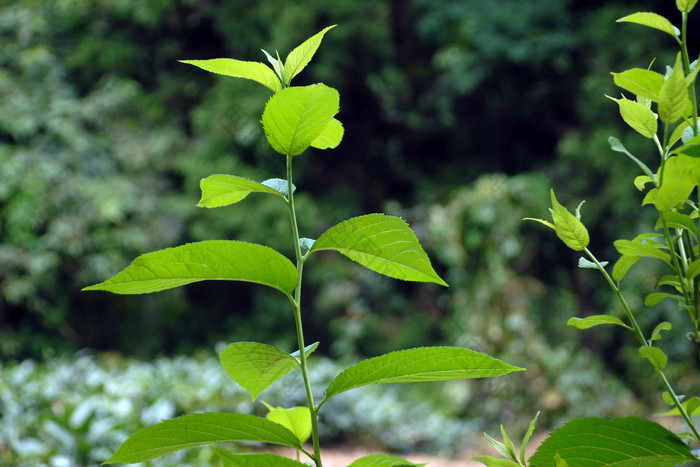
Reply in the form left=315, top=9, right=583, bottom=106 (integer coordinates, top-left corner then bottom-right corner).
left=310, top=214, right=447, bottom=286
left=105, top=413, right=302, bottom=464
left=179, top=59, right=281, bottom=93
left=608, top=137, right=655, bottom=179
left=323, top=347, right=523, bottom=401
left=611, top=69, right=665, bottom=102
left=613, top=255, right=641, bottom=282
left=613, top=239, right=670, bottom=264
left=347, top=453, right=423, bottom=467
left=529, top=417, right=696, bottom=466
left=650, top=322, right=672, bottom=341
left=219, top=342, right=302, bottom=401
left=567, top=315, right=631, bottom=330
left=639, top=346, right=668, bottom=371
left=610, top=96, right=658, bottom=138
left=197, top=175, right=286, bottom=208
left=644, top=292, right=683, bottom=306
left=659, top=54, right=690, bottom=124
left=472, top=457, right=521, bottom=467
left=550, top=190, right=589, bottom=251
left=213, top=449, right=309, bottom=467
left=261, top=402, right=312, bottom=444
left=283, top=25, right=336, bottom=86
left=261, top=84, right=339, bottom=156
left=617, top=12, right=680, bottom=39
left=677, top=0, right=698, bottom=13
left=310, top=118, right=344, bottom=149
left=653, top=155, right=696, bottom=211
left=83, top=241, right=298, bottom=296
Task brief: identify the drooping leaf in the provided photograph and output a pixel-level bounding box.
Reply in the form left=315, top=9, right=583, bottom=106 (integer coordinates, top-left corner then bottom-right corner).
left=529, top=417, right=697, bottom=467
left=611, top=68, right=665, bottom=102
left=617, top=12, right=680, bottom=39
left=283, top=25, right=336, bottom=86
left=323, top=347, right=523, bottom=401
left=650, top=322, right=672, bottom=341
left=310, top=118, right=344, bottom=149
left=639, top=346, right=668, bottom=371
left=613, top=239, right=671, bottom=265
left=213, top=449, right=309, bottom=467
left=633, top=175, right=653, bottom=191
left=567, top=315, right=631, bottom=330
left=219, top=342, right=302, bottom=401
left=608, top=137, right=655, bottom=179
left=309, top=214, right=447, bottom=286
left=83, top=241, right=298, bottom=296
left=347, top=453, right=424, bottom=466
left=644, top=292, right=683, bottom=306
left=290, top=341, right=319, bottom=359
left=261, top=403, right=312, bottom=444
left=609, top=96, right=658, bottom=138
left=179, top=59, right=281, bottom=93
left=550, top=190, right=589, bottom=251
left=677, top=0, right=698, bottom=13
left=656, top=274, right=682, bottom=289
left=105, top=413, right=302, bottom=464
left=613, top=255, right=641, bottom=282
left=659, top=54, right=690, bottom=124
left=261, top=84, right=339, bottom=156
left=197, top=175, right=287, bottom=208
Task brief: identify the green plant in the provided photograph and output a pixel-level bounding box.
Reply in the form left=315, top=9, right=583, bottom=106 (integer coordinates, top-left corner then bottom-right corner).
left=84, top=26, right=522, bottom=466
left=478, top=2, right=700, bottom=466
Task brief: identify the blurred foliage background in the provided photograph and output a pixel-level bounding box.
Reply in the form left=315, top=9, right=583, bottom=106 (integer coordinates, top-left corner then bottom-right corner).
left=1, top=0, right=699, bottom=462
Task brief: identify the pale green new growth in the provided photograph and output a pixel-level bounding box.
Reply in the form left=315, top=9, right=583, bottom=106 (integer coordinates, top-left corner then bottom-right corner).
left=617, top=12, right=680, bottom=39
left=659, top=55, right=690, bottom=124
left=567, top=315, right=631, bottom=330
left=179, top=59, right=282, bottom=93
left=310, top=213, right=448, bottom=286
left=549, top=190, right=589, bottom=251
left=611, top=68, right=665, bottom=102
left=311, top=118, right=344, bottom=149
left=609, top=96, right=658, bottom=138
left=284, top=25, right=336, bottom=86
left=262, top=402, right=312, bottom=444
left=198, top=175, right=288, bottom=208
left=678, top=0, right=699, bottom=13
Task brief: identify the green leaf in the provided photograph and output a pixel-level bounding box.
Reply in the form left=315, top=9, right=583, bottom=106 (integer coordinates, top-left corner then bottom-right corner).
left=656, top=211, right=698, bottom=236
left=613, top=239, right=671, bottom=265
left=613, top=254, right=640, bottom=282
left=347, top=453, right=424, bottom=467
left=105, top=413, right=302, bottom=464
left=687, top=258, right=700, bottom=280
left=608, top=137, right=655, bottom=180
left=673, top=135, right=700, bottom=157
left=677, top=0, right=698, bottom=13
left=578, top=257, right=607, bottom=269
left=261, top=178, right=296, bottom=197
left=472, top=456, right=521, bottom=467
left=611, top=69, right=665, bottom=102
left=639, top=346, right=668, bottom=371
left=197, top=175, right=287, bottom=208
left=261, top=402, right=312, bottom=444
left=633, top=175, right=653, bottom=191
left=261, top=84, right=339, bottom=156
left=83, top=241, right=298, bottom=296
left=529, top=417, right=697, bottom=467
left=309, top=214, right=447, bottom=286
left=323, top=346, right=523, bottom=401
left=550, top=190, right=589, bottom=251
left=656, top=274, right=682, bottom=289
left=553, top=454, right=569, bottom=467
left=669, top=120, right=693, bottom=147
left=650, top=322, right=672, bottom=341
left=644, top=292, right=683, bottom=306
left=310, top=118, right=344, bottom=149
left=219, top=342, right=301, bottom=401
left=261, top=49, right=285, bottom=84
left=520, top=412, right=540, bottom=465
left=659, top=54, right=690, bottom=124
left=567, top=315, right=631, bottom=330
left=283, top=25, right=336, bottom=86
left=484, top=432, right=513, bottom=461
left=500, top=426, right=518, bottom=463
left=609, top=96, right=658, bottom=138
left=653, top=155, right=696, bottom=211
left=617, top=12, right=680, bottom=39
left=290, top=341, right=319, bottom=359
left=523, top=217, right=555, bottom=229
left=213, top=450, right=309, bottom=467
left=657, top=396, right=700, bottom=416
left=179, top=59, right=281, bottom=93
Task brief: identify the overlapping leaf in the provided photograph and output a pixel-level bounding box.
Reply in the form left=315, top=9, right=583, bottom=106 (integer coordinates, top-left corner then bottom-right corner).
left=198, top=175, right=288, bottom=208
left=309, top=214, right=447, bottom=286
left=659, top=55, right=690, bottom=124
left=262, top=402, right=312, bottom=444
left=609, top=97, right=657, bottom=138
left=550, top=190, right=589, bottom=251
left=611, top=69, right=665, bottom=102
left=105, top=413, right=302, bottom=464
left=323, top=347, right=523, bottom=401
left=310, top=118, right=344, bottom=149
left=83, top=241, right=298, bottom=296
left=179, top=59, right=281, bottom=93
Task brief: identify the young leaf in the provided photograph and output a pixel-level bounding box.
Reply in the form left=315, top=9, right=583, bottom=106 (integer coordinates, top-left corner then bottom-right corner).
left=472, top=457, right=521, bottom=467
left=309, top=214, right=448, bottom=286
left=644, top=292, right=683, bottom=306
left=261, top=84, right=339, bottom=156
left=653, top=155, right=696, bottom=211
left=656, top=211, right=698, bottom=236
left=283, top=25, right=336, bottom=86
left=529, top=417, right=697, bottom=466
left=261, top=178, right=296, bottom=197
left=83, top=240, right=298, bottom=296
left=659, top=54, right=690, bottom=124
left=553, top=454, right=569, bottom=467
left=613, top=239, right=671, bottom=265
left=657, top=396, right=700, bottom=416
left=677, top=0, right=698, bottom=13
left=608, top=137, right=655, bottom=179
left=347, top=453, right=424, bottom=467
left=198, top=175, right=287, bottom=208
left=609, top=96, right=658, bottom=138
left=520, top=412, right=540, bottom=465
left=567, top=315, right=631, bottom=330
left=639, top=346, right=668, bottom=371
left=290, top=341, right=319, bottom=359
left=310, top=118, right=344, bottom=149
left=670, top=120, right=693, bottom=147
left=611, top=68, right=665, bottom=102
left=650, top=321, right=672, bottom=341
left=261, top=402, right=312, bottom=444
left=213, top=450, right=310, bottom=467
left=322, top=346, right=524, bottom=401
left=550, top=190, right=589, bottom=251
left=613, top=254, right=640, bottom=282
left=179, top=59, right=281, bottom=93
left=578, top=257, right=607, bottom=269
left=105, top=413, right=302, bottom=464
left=500, top=425, right=518, bottom=463
left=219, top=342, right=302, bottom=401
left=484, top=433, right=514, bottom=460
left=617, top=12, right=680, bottom=39
left=261, top=49, right=285, bottom=83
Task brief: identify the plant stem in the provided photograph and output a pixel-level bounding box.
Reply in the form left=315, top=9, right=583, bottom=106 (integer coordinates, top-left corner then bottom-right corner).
left=584, top=248, right=700, bottom=443
left=286, top=155, right=323, bottom=467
